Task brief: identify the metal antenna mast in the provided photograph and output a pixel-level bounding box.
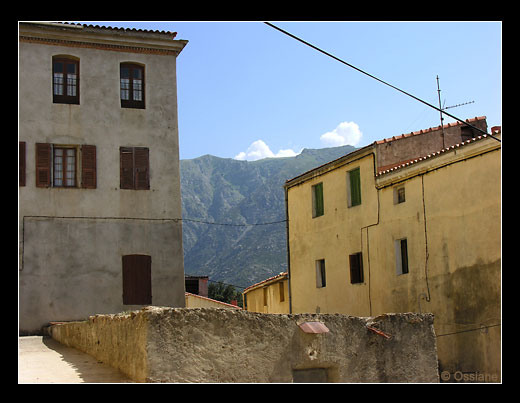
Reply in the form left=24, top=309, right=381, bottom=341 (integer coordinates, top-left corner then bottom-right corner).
left=436, top=76, right=445, bottom=148
left=436, top=75, right=476, bottom=148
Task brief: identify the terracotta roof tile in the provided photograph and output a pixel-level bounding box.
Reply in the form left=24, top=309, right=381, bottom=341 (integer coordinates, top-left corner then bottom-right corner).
left=53, top=22, right=178, bottom=38
left=243, top=272, right=288, bottom=293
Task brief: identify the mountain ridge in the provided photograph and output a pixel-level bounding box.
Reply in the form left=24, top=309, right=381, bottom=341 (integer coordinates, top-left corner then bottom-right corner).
left=180, top=144, right=357, bottom=288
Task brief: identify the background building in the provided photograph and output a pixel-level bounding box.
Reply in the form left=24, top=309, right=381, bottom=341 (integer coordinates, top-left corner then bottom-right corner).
left=19, top=22, right=188, bottom=334
left=243, top=272, right=289, bottom=313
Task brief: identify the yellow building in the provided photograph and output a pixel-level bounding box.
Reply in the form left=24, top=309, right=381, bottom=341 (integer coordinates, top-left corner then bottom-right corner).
left=242, top=272, right=289, bottom=313
left=284, top=117, right=501, bottom=381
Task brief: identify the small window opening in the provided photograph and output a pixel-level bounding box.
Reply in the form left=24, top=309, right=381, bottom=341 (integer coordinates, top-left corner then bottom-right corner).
left=394, top=186, right=406, bottom=204
left=316, top=259, right=326, bottom=288
left=349, top=252, right=364, bottom=284
left=293, top=368, right=329, bottom=383
left=395, top=238, right=409, bottom=275
left=279, top=282, right=285, bottom=302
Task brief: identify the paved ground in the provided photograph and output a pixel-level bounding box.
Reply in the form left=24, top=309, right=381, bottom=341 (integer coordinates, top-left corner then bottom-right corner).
left=19, top=336, right=133, bottom=383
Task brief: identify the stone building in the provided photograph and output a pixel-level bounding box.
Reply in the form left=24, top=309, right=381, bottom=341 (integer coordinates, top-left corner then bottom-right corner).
left=19, top=22, right=188, bottom=334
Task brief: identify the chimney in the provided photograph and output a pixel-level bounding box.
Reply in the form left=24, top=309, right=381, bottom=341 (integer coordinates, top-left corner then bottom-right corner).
left=491, top=126, right=501, bottom=135
left=230, top=300, right=238, bottom=306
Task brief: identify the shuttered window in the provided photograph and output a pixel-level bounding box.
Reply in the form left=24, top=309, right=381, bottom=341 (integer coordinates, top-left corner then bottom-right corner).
left=35, top=143, right=96, bottom=188
left=349, top=252, right=364, bottom=284
left=120, top=147, right=150, bottom=190
left=348, top=167, right=361, bottom=207
left=19, top=142, right=26, bottom=187
left=122, top=254, right=152, bottom=305
left=312, top=182, right=324, bottom=218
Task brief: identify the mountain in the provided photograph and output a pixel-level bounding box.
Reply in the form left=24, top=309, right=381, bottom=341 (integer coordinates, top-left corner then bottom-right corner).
left=180, top=144, right=357, bottom=289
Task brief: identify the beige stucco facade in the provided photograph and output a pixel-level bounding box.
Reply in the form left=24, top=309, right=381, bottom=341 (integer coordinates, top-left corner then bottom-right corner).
left=19, top=22, right=188, bottom=334
left=285, top=120, right=501, bottom=381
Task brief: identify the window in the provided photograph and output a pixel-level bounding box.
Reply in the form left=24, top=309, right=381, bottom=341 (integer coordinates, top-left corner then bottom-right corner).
left=347, top=167, right=361, bottom=207
left=312, top=182, right=324, bottom=218
left=316, top=259, right=326, bottom=288
left=53, top=147, right=76, bottom=187
left=263, top=287, right=268, bottom=306
left=122, top=254, right=152, bottom=305
left=120, top=147, right=150, bottom=190
left=19, top=142, right=26, bottom=187
left=395, top=238, right=409, bottom=275
left=279, top=282, right=285, bottom=302
left=394, top=186, right=405, bottom=204
left=35, top=143, right=96, bottom=188
left=293, top=368, right=328, bottom=383
left=120, top=63, right=145, bottom=109
left=53, top=57, right=79, bottom=104
left=349, top=252, right=364, bottom=284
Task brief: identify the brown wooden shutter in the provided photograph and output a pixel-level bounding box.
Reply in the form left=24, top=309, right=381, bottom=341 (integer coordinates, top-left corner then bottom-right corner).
left=35, top=143, right=51, bottom=187
left=19, top=142, right=26, bottom=187
left=120, top=147, right=134, bottom=189
left=81, top=145, right=96, bottom=189
left=134, top=147, right=150, bottom=190
left=122, top=254, right=152, bottom=305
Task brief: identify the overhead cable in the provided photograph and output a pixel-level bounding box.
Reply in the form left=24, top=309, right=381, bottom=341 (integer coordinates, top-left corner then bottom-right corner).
left=264, top=22, right=501, bottom=143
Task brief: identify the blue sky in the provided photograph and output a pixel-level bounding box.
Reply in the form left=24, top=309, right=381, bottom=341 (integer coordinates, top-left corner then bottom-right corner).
left=77, top=21, right=502, bottom=161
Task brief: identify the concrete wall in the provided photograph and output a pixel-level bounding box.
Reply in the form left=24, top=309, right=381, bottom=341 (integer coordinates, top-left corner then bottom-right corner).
left=19, top=23, right=187, bottom=334
left=50, top=307, right=440, bottom=383
left=20, top=217, right=184, bottom=332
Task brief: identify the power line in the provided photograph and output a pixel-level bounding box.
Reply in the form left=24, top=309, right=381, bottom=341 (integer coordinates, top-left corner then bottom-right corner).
left=436, top=323, right=501, bottom=338
left=182, top=217, right=287, bottom=227
left=264, top=22, right=501, bottom=143
left=23, top=215, right=287, bottom=227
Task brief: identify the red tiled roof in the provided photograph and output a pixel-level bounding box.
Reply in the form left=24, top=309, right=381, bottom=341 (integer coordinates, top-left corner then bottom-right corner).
left=42, top=22, right=178, bottom=38
left=377, top=133, right=498, bottom=176
left=185, top=292, right=241, bottom=309
left=375, top=116, right=487, bottom=144
left=243, top=272, right=288, bottom=293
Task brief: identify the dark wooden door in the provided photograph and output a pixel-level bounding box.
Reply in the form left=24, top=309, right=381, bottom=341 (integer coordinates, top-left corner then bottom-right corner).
left=122, top=255, right=152, bottom=305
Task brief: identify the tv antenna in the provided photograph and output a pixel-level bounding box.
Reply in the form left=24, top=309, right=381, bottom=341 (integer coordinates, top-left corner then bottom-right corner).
left=436, top=75, right=475, bottom=148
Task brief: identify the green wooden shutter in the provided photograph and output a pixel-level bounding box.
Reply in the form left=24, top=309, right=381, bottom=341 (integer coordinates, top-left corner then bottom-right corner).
left=349, top=168, right=361, bottom=206
left=314, top=183, right=324, bottom=217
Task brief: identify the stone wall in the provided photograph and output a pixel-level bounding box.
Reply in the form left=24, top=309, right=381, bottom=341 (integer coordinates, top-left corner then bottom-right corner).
left=49, top=307, right=439, bottom=383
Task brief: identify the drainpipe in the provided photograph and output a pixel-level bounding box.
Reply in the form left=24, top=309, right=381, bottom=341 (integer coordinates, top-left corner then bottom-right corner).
left=360, top=152, right=380, bottom=317
left=284, top=185, right=292, bottom=314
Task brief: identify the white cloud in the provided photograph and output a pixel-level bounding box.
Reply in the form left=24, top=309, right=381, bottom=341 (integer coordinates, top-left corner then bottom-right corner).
left=234, top=140, right=300, bottom=161
left=320, top=121, right=362, bottom=147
